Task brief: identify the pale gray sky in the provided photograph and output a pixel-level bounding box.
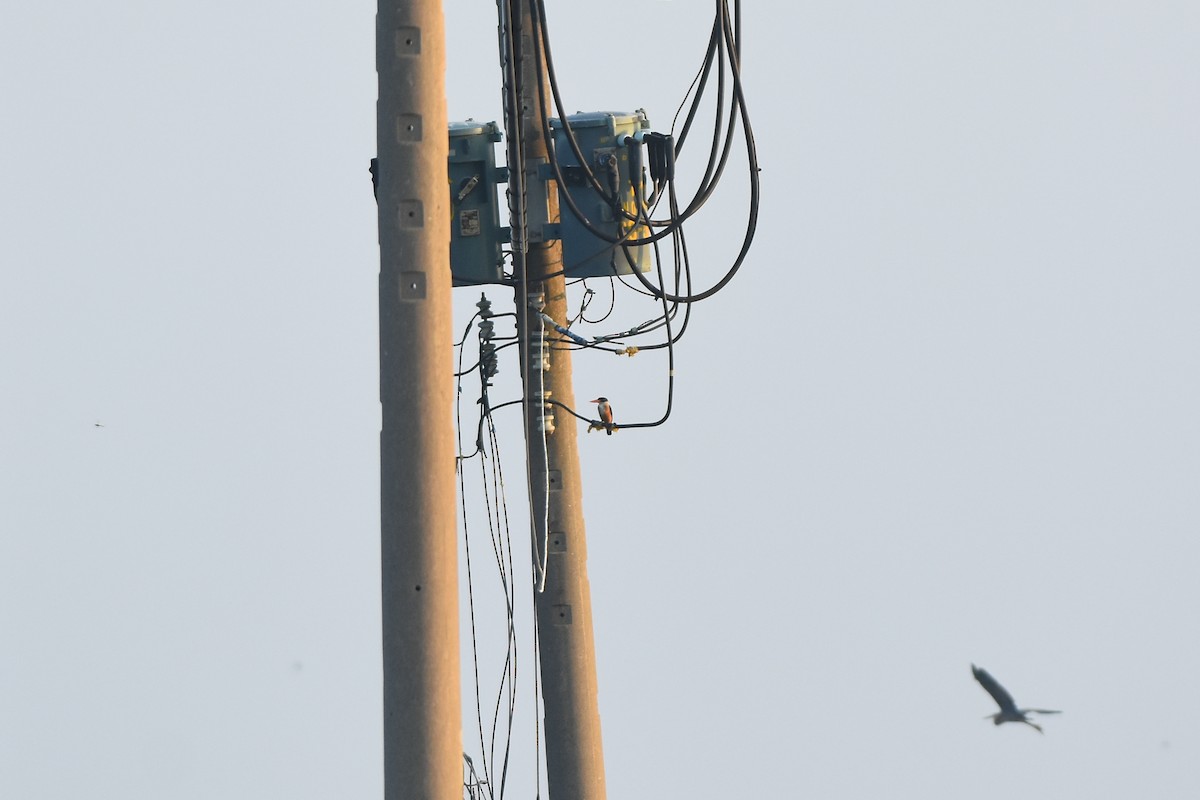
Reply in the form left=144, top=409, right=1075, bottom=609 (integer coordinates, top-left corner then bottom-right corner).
left=3, top=2, right=1199, bottom=798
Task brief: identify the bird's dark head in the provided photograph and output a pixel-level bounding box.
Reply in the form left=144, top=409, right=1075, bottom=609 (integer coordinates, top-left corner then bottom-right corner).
left=591, top=397, right=608, bottom=404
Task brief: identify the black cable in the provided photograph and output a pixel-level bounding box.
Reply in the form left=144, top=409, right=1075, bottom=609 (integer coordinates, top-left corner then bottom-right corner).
left=608, top=201, right=677, bottom=431
left=528, top=0, right=656, bottom=243
left=456, top=334, right=492, bottom=797
left=622, top=1, right=759, bottom=304
left=455, top=312, right=482, bottom=347
left=579, top=280, right=615, bottom=324
left=631, top=0, right=743, bottom=234
left=530, top=0, right=754, bottom=286
left=674, top=14, right=721, bottom=153
left=530, top=0, right=619, bottom=209
left=533, top=0, right=725, bottom=243
left=482, top=413, right=518, bottom=800
left=536, top=0, right=722, bottom=231
left=618, top=188, right=695, bottom=351
left=456, top=314, right=485, bottom=461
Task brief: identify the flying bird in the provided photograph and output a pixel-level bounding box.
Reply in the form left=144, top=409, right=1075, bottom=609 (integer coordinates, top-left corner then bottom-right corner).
left=590, top=397, right=615, bottom=435
left=972, top=664, right=1060, bottom=733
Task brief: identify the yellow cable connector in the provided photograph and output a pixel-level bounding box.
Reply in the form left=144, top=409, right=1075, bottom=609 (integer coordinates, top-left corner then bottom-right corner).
left=614, top=346, right=639, bottom=357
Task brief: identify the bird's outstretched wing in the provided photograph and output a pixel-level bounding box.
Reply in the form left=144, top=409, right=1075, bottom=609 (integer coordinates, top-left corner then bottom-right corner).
left=972, top=664, right=1018, bottom=714
left=1025, top=709, right=1061, bottom=715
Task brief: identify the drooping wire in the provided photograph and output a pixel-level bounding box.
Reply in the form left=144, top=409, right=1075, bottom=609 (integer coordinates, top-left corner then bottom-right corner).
left=606, top=187, right=678, bottom=431
left=456, top=315, right=500, bottom=800
left=531, top=0, right=733, bottom=241
left=622, top=0, right=759, bottom=303
left=454, top=294, right=536, bottom=800
left=580, top=280, right=615, bottom=324
left=481, top=412, right=518, bottom=800
left=530, top=0, right=759, bottom=304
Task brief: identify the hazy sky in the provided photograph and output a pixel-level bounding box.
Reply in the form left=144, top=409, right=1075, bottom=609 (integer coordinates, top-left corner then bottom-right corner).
left=3, top=2, right=1199, bottom=798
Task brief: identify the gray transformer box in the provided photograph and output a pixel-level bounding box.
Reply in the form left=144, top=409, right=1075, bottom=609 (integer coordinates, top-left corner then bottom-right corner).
left=549, top=110, right=652, bottom=278
left=448, top=121, right=508, bottom=286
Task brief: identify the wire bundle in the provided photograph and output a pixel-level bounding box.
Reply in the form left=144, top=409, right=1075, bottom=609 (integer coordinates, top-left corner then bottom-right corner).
left=453, top=3, right=759, bottom=796
left=455, top=0, right=759, bottom=434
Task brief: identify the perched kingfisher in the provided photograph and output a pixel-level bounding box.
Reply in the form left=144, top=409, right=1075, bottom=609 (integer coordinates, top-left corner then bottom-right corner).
left=590, top=397, right=615, bottom=435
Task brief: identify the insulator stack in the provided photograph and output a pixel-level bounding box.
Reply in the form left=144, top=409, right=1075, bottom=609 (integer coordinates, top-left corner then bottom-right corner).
left=476, top=294, right=498, bottom=380
left=527, top=292, right=551, bottom=373
left=527, top=292, right=553, bottom=432
left=534, top=389, right=555, bottom=434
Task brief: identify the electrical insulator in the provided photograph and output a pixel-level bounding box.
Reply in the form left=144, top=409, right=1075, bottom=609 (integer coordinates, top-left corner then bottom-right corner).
left=527, top=292, right=550, bottom=373
left=529, top=326, right=550, bottom=373
left=526, top=292, right=553, bottom=432
left=534, top=389, right=555, bottom=435
left=476, top=293, right=498, bottom=380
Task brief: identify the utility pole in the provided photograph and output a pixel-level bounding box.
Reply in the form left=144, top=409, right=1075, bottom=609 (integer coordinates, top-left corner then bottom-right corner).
left=502, top=2, right=608, bottom=798
left=376, top=1, right=462, bottom=799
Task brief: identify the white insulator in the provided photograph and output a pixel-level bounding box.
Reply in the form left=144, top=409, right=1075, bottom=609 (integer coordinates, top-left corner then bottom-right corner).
left=476, top=292, right=493, bottom=319
left=534, top=389, right=555, bottom=434
left=530, top=326, right=550, bottom=372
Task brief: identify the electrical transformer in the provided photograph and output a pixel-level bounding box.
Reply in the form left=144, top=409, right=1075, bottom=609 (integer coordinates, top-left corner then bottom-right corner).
left=448, top=121, right=507, bottom=286
left=549, top=110, right=651, bottom=278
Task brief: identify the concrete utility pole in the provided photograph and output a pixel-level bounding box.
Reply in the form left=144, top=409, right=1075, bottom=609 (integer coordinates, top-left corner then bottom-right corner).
left=376, top=2, right=462, bottom=799
left=503, top=2, right=608, bottom=798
